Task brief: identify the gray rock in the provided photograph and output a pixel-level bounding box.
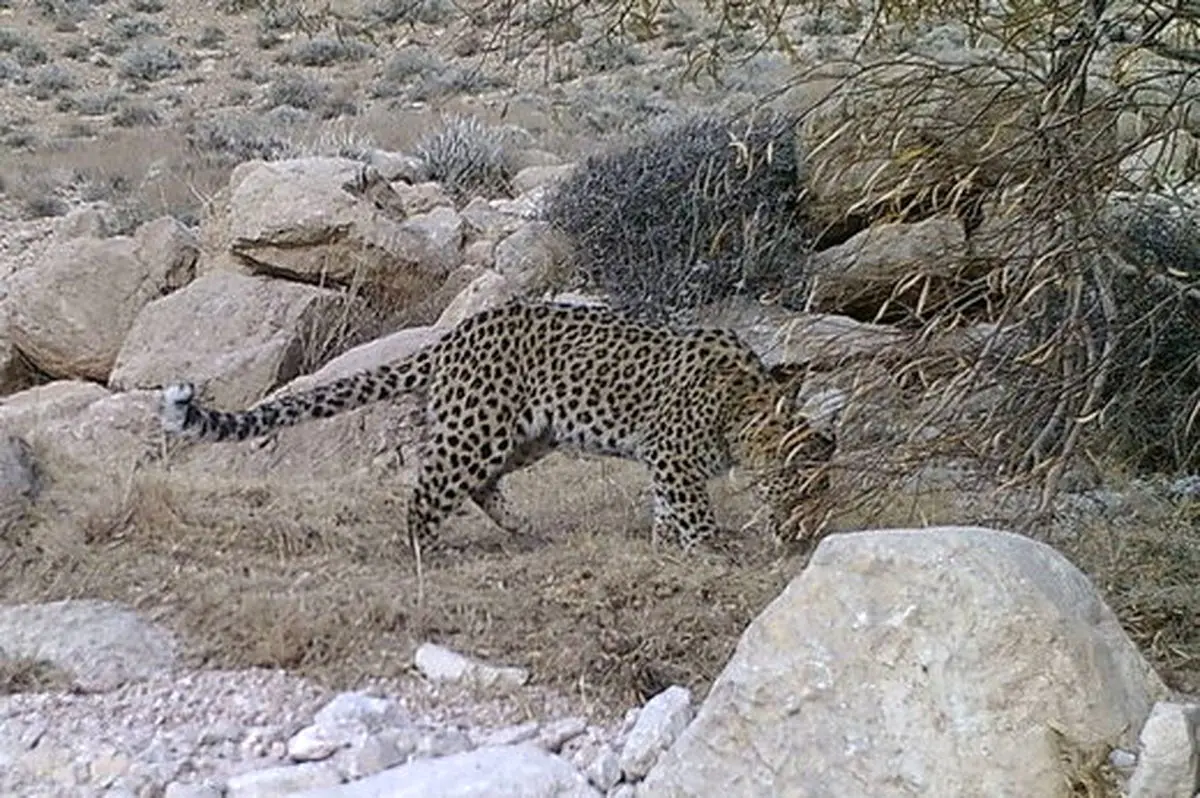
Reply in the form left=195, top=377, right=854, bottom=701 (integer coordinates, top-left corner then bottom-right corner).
left=342, top=729, right=415, bottom=780
left=1128, top=701, right=1200, bottom=798
left=618, top=687, right=692, bottom=780
left=536, top=717, right=588, bottom=753
left=413, top=643, right=529, bottom=689
left=367, top=150, right=428, bottom=183
left=586, top=746, right=621, bottom=791
left=226, top=762, right=342, bottom=798
left=164, top=783, right=223, bottom=798
left=312, top=692, right=394, bottom=732
left=292, top=744, right=599, bottom=798
left=0, top=600, right=176, bottom=692
left=638, top=527, right=1167, bottom=798
left=0, top=433, right=36, bottom=534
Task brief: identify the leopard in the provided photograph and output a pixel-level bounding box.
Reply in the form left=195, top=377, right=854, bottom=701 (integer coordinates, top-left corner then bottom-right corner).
left=158, top=299, right=841, bottom=557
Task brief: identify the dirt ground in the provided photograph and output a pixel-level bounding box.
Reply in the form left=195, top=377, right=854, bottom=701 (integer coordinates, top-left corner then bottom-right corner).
left=2, top=437, right=1197, bottom=716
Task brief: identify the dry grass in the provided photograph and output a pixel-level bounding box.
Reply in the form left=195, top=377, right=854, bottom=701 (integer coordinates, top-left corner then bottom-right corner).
left=0, top=451, right=798, bottom=710
left=0, top=655, right=73, bottom=695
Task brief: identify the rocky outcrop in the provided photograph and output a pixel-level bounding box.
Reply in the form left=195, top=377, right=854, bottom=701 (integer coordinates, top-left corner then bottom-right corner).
left=5, top=217, right=198, bottom=381
left=110, top=271, right=351, bottom=409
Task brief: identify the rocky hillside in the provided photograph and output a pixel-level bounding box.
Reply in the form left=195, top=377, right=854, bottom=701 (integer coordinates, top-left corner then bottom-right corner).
left=0, top=0, right=1198, bottom=795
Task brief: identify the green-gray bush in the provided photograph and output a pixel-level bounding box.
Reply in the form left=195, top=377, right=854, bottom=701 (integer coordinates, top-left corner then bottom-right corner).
left=30, top=64, right=76, bottom=99
left=371, top=47, right=441, bottom=97
left=111, top=14, right=163, bottom=39
left=266, top=71, right=325, bottom=110
left=75, top=89, right=123, bottom=115
left=370, top=0, right=455, bottom=26
left=415, top=115, right=516, bottom=201
left=284, top=36, right=371, bottom=67
left=112, top=101, right=161, bottom=127
left=546, top=111, right=810, bottom=322
left=120, top=41, right=182, bottom=81
left=185, top=113, right=298, bottom=164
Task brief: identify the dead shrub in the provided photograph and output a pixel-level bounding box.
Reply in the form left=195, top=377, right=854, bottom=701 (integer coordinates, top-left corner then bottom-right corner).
left=546, top=109, right=810, bottom=323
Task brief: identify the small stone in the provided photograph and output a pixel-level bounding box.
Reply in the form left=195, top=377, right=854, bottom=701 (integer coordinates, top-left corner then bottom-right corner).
left=163, top=783, right=222, bottom=798
left=199, top=721, right=244, bottom=746
left=416, top=727, right=474, bottom=759
left=368, top=150, right=428, bottom=183
left=1128, top=701, right=1200, bottom=798
left=413, top=642, right=529, bottom=689
left=90, top=751, right=132, bottom=786
left=537, top=717, right=588, bottom=752
left=225, top=761, right=341, bottom=797
left=477, top=721, right=540, bottom=747
left=586, top=745, right=621, bottom=791
left=608, top=785, right=636, bottom=798
left=1109, top=748, right=1138, bottom=770
left=618, top=686, right=693, bottom=780
left=287, top=724, right=344, bottom=762
left=344, top=729, right=414, bottom=779
left=312, top=691, right=394, bottom=731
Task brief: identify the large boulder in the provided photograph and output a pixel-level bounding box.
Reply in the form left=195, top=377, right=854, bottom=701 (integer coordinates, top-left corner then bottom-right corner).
left=109, top=271, right=349, bottom=410
left=0, top=381, right=157, bottom=475
left=219, top=157, right=461, bottom=296
left=639, top=526, right=1166, bottom=798
left=4, top=217, right=198, bottom=381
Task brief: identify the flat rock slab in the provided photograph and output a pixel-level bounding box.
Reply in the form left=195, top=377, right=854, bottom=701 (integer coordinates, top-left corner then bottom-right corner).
left=0, top=600, right=176, bottom=692
left=294, top=744, right=599, bottom=798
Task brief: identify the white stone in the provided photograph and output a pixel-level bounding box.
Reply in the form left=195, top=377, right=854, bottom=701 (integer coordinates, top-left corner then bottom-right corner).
left=164, top=783, right=222, bottom=798
left=226, top=762, right=342, bottom=798
left=290, top=744, right=598, bottom=798
left=586, top=746, right=621, bottom=791
left=477, top=721, right=540, bottom=747
left=287, top=725, right=345, bottom=762
left=637, top=527, right=1167, bottom=798
left=1109, top=748, right=1138, bottom=770
left=618, top=686, right=693, bottom=780
left=312, top=692, right=394, bottom=732
left=342, top=728, right=415, bottom=780
left=1128, top=702, right=1200, bottom=798
left=413, top=642, right=529, bottom=689
left=536, top=717, right=588, bottom=753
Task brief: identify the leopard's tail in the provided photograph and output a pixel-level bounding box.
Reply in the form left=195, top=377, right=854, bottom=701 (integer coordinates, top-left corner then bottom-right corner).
left=159, top=348, right=435, bottom=442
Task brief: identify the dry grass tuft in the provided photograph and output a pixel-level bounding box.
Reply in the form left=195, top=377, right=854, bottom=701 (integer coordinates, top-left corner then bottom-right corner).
left=0, top=655, right=73, bottom=695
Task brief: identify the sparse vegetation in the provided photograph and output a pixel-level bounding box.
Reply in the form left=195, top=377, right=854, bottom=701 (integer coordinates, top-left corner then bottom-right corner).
left=283, top=36, right=372, bottom=67
left=184, top=112, right=298, bottom=164
left=415, top=114, right=516, bottom=201
left=265, top=71, right=326, bottom=111
left=23, top=192, right=67, bottom=218
left=29, top=63, right=76, bottom=99
left=369, top=0, right=457, bottom=26
left=74, top=89, right=124, bottom=115
left=0, top=656, right=72, bottom=694
left=119, top=40, right=183, bottom=82
left=112, top=100, right=161, bottom=127
left=195, top=24, right=226, bottom=48
left=111, top=14, right=164, bottom=39
left=371, top=46, right=442, bottom=97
